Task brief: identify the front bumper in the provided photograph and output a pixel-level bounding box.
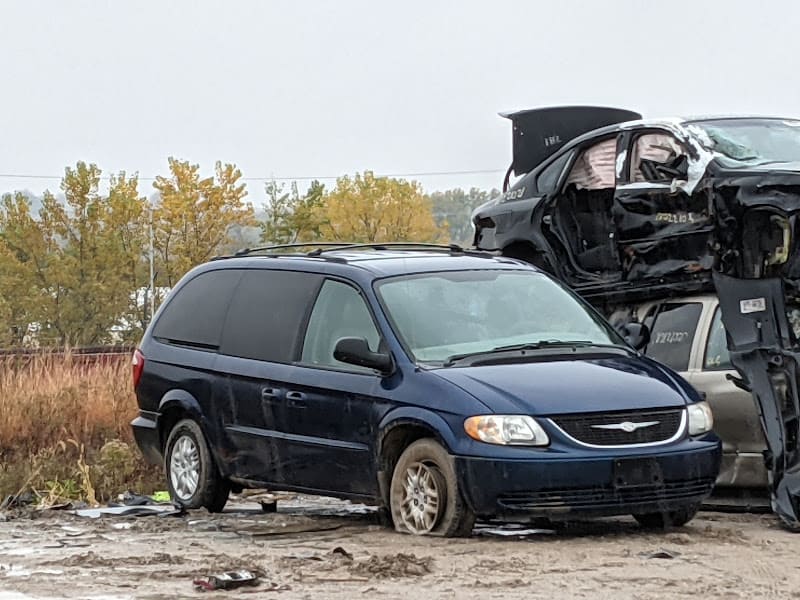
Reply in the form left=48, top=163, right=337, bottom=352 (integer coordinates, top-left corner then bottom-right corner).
left=455, top=438, right=721, bottom=519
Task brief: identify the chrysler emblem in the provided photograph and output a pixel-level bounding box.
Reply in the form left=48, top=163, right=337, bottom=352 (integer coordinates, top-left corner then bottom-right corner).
left=591, top=420, right=660, bottom=433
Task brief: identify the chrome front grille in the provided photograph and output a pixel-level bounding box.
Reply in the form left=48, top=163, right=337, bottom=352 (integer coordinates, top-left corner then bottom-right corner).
left=549, top=408, right=685, bottom=446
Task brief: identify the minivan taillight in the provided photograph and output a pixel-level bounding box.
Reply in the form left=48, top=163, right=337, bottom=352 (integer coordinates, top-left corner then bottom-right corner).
left=132, top=349, right=145, bottom=390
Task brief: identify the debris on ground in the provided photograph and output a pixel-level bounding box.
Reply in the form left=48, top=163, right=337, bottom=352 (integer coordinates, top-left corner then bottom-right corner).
left=70, top=504, right=185, bottom=518
left=193, top=569, right=261, bottom=591
left=349, top=553, right=433, bottom=579
left=641, top=549, right=680, bottom=560
left=331, top=546, right=354, bottom=561
left=151, top=491, right=171, bottom=503
left=475, top=524, right=556, bottom=537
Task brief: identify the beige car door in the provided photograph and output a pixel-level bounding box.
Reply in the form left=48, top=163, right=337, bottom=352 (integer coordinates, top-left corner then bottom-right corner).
left=684, top=302, right=767, bottom=488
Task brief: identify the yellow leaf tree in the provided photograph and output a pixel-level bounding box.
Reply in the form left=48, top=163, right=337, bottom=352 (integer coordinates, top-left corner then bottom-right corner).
left=0, top=164, right=151, bottom=346
left=317, top=171, right=446, bottom=243
left=153, top=158, right=254, bottom=287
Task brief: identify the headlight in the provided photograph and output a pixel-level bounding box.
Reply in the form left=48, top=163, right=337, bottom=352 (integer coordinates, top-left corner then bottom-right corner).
left=687, top=401, right=713, bottom=436
left=464, top=415, right=550, bottom=446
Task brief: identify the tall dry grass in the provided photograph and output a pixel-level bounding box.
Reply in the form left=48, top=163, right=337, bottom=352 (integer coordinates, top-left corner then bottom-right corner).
left=0, top=352, right=161, bottom=502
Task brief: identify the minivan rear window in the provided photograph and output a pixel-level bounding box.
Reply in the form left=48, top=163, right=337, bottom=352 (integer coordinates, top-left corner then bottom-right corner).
left=219, top=270, right=323, bottom=363
left=644, top=302, right=702, bottom=372
left=152, top=269, right=244, bottom=349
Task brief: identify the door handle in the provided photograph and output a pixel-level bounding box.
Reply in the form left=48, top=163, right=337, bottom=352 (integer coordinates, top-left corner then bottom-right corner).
left=261, top=387, right=279, bottom=400
left=286, top=391, right=307, bottom=408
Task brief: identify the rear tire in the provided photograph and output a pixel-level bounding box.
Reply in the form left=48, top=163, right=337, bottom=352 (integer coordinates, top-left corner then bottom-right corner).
left=389, top=439, right=475, bottom=537
left=164, top=419, right=229, bottom=512
left=633, top=505, right=699, bottom=529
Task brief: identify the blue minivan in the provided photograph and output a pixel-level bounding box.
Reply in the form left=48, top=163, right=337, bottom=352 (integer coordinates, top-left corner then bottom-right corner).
left=131, top=244, right=720, bottom=536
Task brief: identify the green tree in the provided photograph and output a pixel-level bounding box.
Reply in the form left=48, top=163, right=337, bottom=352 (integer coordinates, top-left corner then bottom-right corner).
left=427, top=187, right=500, bottom=245
left=0, top=164, right=150, bottom=346
left=0, top=192, right=52, bottom=346
left=260, top=180, right=325, bottom=245
left=152, top=158, right=254, bottom=286
left=317, top=171, right=446, bottom=243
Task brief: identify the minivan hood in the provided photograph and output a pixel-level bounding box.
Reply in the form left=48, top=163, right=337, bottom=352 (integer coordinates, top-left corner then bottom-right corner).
left=433, top=355, right=688, bottom=416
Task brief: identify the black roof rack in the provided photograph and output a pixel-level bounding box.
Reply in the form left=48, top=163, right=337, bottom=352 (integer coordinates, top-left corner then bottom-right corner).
left=213, top=242, right=495, bottom=261
left=232, top=242, right=352, bottom=257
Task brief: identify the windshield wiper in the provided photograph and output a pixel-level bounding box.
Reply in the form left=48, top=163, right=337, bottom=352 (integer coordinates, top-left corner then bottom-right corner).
left=443, top=340, right=621, bottom=367
left=492, top=340, right=595, bottom=352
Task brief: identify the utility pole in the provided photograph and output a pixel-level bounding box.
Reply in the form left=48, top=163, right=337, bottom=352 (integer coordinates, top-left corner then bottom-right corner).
left=148, top=205, right=155, bottom=323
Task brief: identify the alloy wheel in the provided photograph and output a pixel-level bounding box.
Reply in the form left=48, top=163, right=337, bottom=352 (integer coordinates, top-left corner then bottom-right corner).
left=169, top=435, right=200, bottom=501
left=398, top=461, right=444, bottom=534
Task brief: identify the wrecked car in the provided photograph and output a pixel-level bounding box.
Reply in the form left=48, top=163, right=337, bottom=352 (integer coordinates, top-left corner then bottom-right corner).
left=131, top=244, right=720, bottom=536
left=634, top=294, right=767, bottom=490
left=473, top=106, right=800, bottom=527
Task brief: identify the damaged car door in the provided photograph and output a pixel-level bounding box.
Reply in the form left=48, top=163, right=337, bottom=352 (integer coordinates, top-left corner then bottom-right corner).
left=613, top=130, right=714, bottom=284
left=541, top=136, right=623, bottom=283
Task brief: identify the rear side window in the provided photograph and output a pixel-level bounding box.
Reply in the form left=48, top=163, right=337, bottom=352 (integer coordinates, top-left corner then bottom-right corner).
left=536, top=152, right=571, bottom=193
left=704, top=307, right=732, bottom=370
left=644, top=302, right=702, bottom=371
left=152, top=269, right=243, bottom=349
left=220, top=270, right=323, bottom=363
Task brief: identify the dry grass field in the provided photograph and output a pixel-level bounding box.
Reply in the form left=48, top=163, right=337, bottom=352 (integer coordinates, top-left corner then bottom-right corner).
left=0, top=352, right=160, bottom=503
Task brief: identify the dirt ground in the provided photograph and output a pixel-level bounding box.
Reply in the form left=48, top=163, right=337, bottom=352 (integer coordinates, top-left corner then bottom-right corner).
left=1, top=494, right=799, bottom=600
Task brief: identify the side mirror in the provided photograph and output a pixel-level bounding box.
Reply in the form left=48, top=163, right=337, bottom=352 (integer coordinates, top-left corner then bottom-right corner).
left=333, top=337, right=393, bottom=375
left=621, top=322, right=650, bottom=350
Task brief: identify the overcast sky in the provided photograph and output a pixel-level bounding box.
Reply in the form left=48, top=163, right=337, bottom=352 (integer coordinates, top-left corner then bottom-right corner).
left=2, top=0, right=800, bottom=203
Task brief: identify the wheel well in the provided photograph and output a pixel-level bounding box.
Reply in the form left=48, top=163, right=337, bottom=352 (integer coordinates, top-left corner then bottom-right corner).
left=158, top=406, right=187, bottom=451
left=377, top=423, right=442, bottom=506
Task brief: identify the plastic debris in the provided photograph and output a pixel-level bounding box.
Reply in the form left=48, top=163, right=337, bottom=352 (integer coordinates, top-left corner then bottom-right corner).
left=193, top=569, right=260, bottom=591
left=151, top=491, right=171, bottom=503
left=71, top=504, right=185, bottom=519
left=475, top=524, right=555, bottom=537
left=641, top=549, right=680, bottom=559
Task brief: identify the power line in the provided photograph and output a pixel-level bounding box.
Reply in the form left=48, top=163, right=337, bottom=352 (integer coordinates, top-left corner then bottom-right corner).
left=0, top=168, right=504, bottom=183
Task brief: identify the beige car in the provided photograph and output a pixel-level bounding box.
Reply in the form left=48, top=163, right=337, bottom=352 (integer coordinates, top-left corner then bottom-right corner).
left=636, top=295, right=767, bottom=489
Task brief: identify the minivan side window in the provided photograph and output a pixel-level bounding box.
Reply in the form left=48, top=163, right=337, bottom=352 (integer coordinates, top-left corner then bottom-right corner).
left=220, top=270, right=323, bottom=363
left=644, top=302, right=702, bottom=372
left=301, top=280, right=381, bottom=372
left=704, top=307, right=733, bottom=370
left=152, top=269, right=244, bottom=349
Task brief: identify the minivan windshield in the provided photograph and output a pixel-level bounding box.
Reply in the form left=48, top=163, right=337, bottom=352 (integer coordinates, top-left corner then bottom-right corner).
left=375, top=270, right=622, bottom=364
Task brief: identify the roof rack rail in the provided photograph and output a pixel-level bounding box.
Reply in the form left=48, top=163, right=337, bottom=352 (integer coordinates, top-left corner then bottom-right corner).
left=232, top=242, right=352, bottom=257
left=213, top=241, right=495, bottom=262
left=306, top=242, right=467, bottom=256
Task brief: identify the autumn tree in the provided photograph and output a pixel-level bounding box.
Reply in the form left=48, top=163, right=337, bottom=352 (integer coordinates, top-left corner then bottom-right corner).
left=316, top=172, right=446, bottom=243
left=0, top=164, right=150, bottom=346
left=0, top=192, right=52, bottom=346
left=427, top=187, right=500, bottom=245
left=152, top=158, right=255, bottom=287
left=260, top=180, right=325, bottom=245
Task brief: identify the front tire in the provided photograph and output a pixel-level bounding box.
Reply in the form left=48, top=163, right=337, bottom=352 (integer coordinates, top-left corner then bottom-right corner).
left=633, top=505, right=699, bottom=529
left=164, top=419, right=229, bottom=512
left=389, top=439, right=475, bottom=537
